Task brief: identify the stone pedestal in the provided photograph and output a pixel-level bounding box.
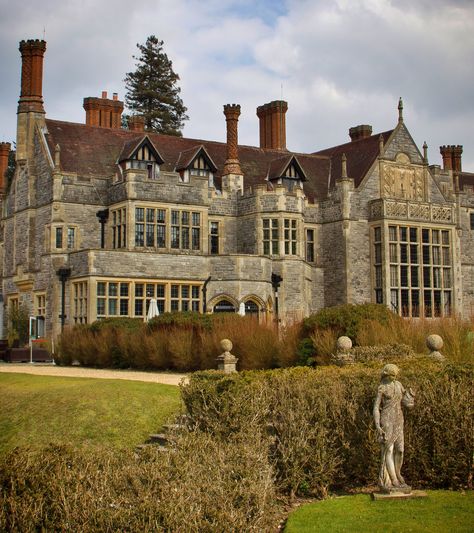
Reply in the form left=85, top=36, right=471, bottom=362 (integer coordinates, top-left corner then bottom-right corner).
left=332, top=336, right=354, bottom=366
left=216, top=338, right=238, bottom=373
left=371, top=489, right=427, bottom=500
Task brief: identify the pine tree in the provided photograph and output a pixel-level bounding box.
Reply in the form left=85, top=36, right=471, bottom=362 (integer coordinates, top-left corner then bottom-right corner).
left=124, top=36, right=188, bottom=136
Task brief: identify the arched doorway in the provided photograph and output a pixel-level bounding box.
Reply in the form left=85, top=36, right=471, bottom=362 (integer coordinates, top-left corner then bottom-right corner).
left=244, top=300, right=259, bottom=316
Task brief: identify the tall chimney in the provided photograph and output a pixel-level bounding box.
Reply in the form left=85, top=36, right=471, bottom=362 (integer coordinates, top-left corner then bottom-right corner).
left=256, top=100, right=288, bottom=150
left=128, top=115, right=145, bottom=132
left=0, top=142, right=11, bottom=195
left=83, top=92, right=124, bottom=128
left=349, top=125, right=372, bottom=142
left=18, top=39, right=47, bottom=114
left=452, top=145, right=463, bottom=172
left=439, top=146, right=453, bottom=170
left=223, top=104, right=242, bottom=175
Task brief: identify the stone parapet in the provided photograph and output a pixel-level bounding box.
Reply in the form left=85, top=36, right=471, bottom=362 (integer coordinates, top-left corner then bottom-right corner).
left=369, top=198, right=456, bottom=224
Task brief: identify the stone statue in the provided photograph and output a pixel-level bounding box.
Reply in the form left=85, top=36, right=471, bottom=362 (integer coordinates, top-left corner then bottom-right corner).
left=373, top=364, right=414, bottom=493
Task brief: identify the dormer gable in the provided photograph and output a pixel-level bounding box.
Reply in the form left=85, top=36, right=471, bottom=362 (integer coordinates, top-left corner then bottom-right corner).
left=176, top=145, right=218, bottom=185
left=117, top=135, right=164, bottom=180
left=268, top=155, right=307, bottom=191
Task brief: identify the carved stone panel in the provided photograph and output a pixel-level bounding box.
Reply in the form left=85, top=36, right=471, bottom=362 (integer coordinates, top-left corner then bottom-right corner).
left=381, top=153, right=425, bottom=201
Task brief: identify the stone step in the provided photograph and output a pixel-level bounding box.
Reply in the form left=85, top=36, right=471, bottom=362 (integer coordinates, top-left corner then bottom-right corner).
left=148, top=433, right=169, bottom=446
left=135, top=443, right=168, bottom=453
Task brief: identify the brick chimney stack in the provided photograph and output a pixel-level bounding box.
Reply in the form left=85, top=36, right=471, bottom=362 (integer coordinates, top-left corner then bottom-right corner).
left=440, top=145, right=462, bottom=172
left=83, top=91, right=123, bottom=129
left=128, top=115, right=146, bottom=132
left=223, top=104, right=242, bottom=175
left=349, top=125, right=372, bottom=142
left=18, top=39, right=47, bottom=114
left=256, top=100, right=288, bottom=150
left=0, top=142, right=11, bottom=195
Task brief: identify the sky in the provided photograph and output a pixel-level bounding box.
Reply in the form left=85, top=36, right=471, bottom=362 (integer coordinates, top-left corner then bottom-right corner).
left=1, top=0, right=474, bottom=170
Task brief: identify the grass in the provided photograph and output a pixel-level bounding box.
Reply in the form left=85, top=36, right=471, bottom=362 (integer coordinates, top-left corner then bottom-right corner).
left=0, top=373, right=181, bottom=454
left=284, top=491, right=474, bottom=533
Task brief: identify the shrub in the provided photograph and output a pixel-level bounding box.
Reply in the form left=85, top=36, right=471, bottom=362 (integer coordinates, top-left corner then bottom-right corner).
left=0, top=434, right=277, bottom=532
left=181, top=362, right=473, bottom=496
left=351, top=343, right=416, bottom=363
left=5, top=304, right=29, bottom=347
left=303, top=304, right=398, bottom=341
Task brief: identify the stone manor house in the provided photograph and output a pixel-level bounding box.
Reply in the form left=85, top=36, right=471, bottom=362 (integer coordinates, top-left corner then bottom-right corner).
left=1, top=39, right=473, bottom=338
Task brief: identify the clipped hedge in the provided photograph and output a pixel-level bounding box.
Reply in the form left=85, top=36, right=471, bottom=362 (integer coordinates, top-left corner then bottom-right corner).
left=181, top=361, right=473, bottom=497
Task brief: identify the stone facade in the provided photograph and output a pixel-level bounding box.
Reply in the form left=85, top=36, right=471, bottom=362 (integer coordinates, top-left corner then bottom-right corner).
left=1, top=39, right=473, bottom=339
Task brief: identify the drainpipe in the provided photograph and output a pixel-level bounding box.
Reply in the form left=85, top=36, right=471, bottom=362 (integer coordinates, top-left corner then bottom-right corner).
left=202, top=276, right=211, bottom=313
left=57, top=267, right=71, bottom=331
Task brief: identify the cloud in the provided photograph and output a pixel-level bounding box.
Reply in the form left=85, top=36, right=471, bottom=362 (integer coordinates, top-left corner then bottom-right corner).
left=0, top=0, right=473, bottom=169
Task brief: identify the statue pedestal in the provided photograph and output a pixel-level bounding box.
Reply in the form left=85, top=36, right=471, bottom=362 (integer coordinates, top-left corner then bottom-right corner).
left=371, top=489, right=427, bottom=500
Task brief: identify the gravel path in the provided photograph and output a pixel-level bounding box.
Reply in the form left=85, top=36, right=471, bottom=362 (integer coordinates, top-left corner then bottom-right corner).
left=0, top=363, right=188, bottom=386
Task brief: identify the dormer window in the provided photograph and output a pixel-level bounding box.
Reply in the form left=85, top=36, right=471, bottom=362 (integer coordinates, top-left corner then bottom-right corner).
left=268, top=155, right=307, bottom=192
left=191, top=155, right=212, bottom=177
left=118, top=136, right=164, bottom=180
left=176, top=146, right=217, bottom=186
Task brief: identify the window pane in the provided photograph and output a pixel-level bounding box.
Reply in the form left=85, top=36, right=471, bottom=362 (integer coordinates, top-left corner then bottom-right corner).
left=135, top=283, right=143, bottom=297
left=182, top=227, right=190, bottom=249
left=97, top=282, right=106, bottom=296
left=109, top=283, right=118, bottom=296
left=120, top=283, right=129, bottom=297
left=55, top=227, right=63, bottom=248
left=136, top=208, right=144, bottom=222
left=108, top=299, right=117, bottom=315
left=146, top=284, right=154, bottom=298
left=157, top=225, right=166, bottom=248
left=156, top=285, right=165, bottom=298
left=135, top=300, right=143, bottom=316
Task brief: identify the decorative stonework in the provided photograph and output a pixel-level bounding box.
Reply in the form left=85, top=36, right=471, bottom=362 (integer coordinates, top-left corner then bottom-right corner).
left=369, top=199, right=455, bottom=224
left=216, top=338, right=238, bottom=373
left=381, top=155, right=425, bottom=202
left=426, top=334, right=445, bottom=361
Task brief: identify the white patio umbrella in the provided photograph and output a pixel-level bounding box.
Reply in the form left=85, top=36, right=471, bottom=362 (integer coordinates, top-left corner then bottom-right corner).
left=145, top=298, right=160, bottom=322
left=238, top=302, right=246, bottom=316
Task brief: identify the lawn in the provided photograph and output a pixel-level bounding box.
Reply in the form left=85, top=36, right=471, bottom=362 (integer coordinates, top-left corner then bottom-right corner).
left=284, top=491, right=473, bottom=533
left=0, top=373, right=181, bottom=454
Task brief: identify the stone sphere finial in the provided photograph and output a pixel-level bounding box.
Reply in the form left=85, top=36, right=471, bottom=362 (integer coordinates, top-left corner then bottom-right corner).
left=220, top=338, right=233, bottom=353
left=337, top=336, right=352, bottom=353
left=426, top=334, right=445, bottom=361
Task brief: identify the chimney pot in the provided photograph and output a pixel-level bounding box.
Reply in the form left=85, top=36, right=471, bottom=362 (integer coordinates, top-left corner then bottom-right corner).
left=113, top=92, right=118, bottom=101
left=349, top=125, right=372, bottom=142
left=256, top=100, right=288, bottom=150
left=0, top=142, right=12, bottom=195
left=102, top=91, right=107, bottom=99
left=18, top=38, right=47, bottom=114
left=128, top=115, right=146, bottom=132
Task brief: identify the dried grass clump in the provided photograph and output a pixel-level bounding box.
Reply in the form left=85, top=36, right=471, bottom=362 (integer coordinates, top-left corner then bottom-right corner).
left=0, top=431, right=277, bottom=532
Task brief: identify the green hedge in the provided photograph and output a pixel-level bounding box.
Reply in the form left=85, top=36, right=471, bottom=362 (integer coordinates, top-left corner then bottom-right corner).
left=181, top=360, right=473, bottom=497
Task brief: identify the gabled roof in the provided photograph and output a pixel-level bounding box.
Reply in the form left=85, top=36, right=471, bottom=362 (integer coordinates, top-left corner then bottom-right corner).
left=44, top=119, right=332, bottom=201
left=268, top=155, right=308, bottom=181
left=175, top=145, right=218, bottom=172
left=460, top=172, right=474, bottom=191
left=314, top=129, right=393, bottom=188
left=117, top=135, right=164, bottom=164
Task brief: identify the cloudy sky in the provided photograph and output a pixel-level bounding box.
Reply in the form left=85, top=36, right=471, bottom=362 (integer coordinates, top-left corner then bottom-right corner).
left=1, top=0, right=473, bottom=170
